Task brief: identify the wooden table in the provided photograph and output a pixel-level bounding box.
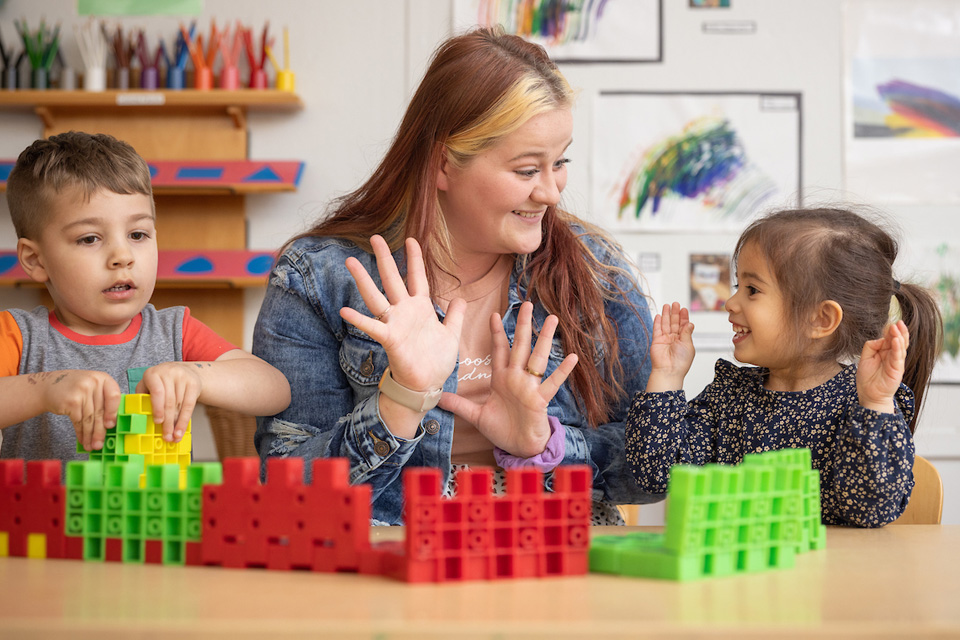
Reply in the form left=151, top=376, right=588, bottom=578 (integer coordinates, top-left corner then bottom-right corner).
left=1, top=525, right=957, bottom=638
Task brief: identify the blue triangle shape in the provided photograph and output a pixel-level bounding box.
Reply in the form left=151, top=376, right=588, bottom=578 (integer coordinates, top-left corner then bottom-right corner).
left=245, top=166, right=282, bottom=182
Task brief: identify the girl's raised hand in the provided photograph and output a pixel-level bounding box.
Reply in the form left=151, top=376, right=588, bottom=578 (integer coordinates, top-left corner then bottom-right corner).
left=437, top=301, right=578, bottom=458
left=857, top=320, right=909, bottom=414
left=339, top=235, right=465, bottom=399
left=645, top=302, right=695, bottom=392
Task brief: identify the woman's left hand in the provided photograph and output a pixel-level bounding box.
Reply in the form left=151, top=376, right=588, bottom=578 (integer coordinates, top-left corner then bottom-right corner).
left=438, top=301, right=578, bottom=457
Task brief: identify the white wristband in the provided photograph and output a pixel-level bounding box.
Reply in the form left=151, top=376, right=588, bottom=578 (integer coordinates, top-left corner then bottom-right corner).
left=378, top=366, right=442, bottom=412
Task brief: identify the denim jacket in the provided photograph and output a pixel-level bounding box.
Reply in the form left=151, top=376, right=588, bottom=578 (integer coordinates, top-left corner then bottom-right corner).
left=252, top=230, right=660, bottom=524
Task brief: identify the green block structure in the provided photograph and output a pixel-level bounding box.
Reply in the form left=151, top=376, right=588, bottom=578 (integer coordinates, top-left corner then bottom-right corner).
left=65, top=458, right=222, bottom=565
left=590, top=448, right=827, bottom=581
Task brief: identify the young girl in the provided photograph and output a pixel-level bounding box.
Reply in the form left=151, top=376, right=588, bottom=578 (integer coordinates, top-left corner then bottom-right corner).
left=625, top=207, right=943, bottom=527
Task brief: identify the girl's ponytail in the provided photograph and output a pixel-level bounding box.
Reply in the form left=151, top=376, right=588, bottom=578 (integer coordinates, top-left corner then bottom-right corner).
left=896, top=282, right=943, bottom=433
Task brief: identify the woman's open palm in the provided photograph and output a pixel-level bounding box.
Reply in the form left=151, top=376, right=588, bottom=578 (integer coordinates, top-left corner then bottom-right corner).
left=438, top=301, right=578, bottom=458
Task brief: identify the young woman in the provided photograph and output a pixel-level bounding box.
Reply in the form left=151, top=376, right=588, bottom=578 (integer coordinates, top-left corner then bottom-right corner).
left=253, top=27, right=655, bottom=525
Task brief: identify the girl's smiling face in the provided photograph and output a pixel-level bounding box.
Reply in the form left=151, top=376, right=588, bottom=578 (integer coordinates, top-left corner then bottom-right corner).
left=725, top=241, right=794, bottom=371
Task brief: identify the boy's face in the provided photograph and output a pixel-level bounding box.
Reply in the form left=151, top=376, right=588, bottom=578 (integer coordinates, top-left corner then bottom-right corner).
left=18, top=188, right=158, bottom=335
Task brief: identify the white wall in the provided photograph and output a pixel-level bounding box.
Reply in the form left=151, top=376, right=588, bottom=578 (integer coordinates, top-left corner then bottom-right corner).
left=0, top=0, right=956, bottom=523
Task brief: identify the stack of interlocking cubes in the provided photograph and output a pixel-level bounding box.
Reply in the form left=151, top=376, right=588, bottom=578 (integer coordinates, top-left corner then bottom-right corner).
left=79, top=394, right=193, bottom=489
left=361, top=465, right=593, bottom=582
left=590, top=448, right=826, bottom=581
left=0, top=393, right=595, bottom=583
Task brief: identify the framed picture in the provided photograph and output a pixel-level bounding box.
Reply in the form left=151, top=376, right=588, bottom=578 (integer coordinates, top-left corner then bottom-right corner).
left=689, top=253, right=732, bottom=312
left=920, top=242, right=960, bottom=384
left=592, top=91, right=802, bottom=232
left=844, top=0, right=960, bottom=203
left=451, top=0, right=662, bottom=63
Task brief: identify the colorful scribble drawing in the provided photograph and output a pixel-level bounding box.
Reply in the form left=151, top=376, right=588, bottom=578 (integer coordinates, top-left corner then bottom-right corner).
left=935, top=245, right=960, bottom=359
left=618, top=116, right=777, bottom=223
left=474, top=0, right=609, bottom=45
left=856, top=79, right=960, bottom=138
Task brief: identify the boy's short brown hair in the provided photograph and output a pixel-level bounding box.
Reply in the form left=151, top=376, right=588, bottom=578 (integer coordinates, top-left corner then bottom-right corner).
left=7, top=131, right=154, bottom=240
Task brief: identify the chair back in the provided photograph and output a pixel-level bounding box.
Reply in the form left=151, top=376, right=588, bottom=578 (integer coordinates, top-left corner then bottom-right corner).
left=891, top=455, right=943, bottom=525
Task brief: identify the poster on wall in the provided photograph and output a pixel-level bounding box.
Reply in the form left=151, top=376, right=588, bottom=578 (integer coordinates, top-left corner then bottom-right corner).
left=922, top=243, right=960, bottom=384
left=451, top=0, right=662, bottom=62
left=592, top=91, right=802, bottom=233
left=689, top=253, right=731, bottom=312
left=844, top=0, right=960, bottom=203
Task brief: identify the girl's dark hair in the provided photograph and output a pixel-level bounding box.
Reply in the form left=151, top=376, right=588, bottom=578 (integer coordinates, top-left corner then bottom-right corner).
left=287, top=27, right=646, bottom=427
left=734, top=207, right=943, bottom=432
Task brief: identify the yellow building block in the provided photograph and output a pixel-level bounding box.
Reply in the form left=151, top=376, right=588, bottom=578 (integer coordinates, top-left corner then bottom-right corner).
left=27, top=533, right=47, bottom=559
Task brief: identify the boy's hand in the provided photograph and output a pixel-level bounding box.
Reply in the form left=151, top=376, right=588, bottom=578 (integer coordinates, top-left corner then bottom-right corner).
left=857, top=320, right=909, bottom=414
left=39, top=370, right=122, bottom=451
left=646, top=302, right=695, bottom=392
left=136, top=362, right=205, bottom=442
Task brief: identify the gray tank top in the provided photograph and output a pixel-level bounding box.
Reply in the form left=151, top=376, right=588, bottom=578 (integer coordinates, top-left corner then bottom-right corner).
left=2, top=304, right=184, bottom=462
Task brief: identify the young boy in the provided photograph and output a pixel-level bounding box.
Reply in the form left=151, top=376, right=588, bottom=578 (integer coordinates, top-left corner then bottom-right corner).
left=0, top=131, right=291, bottom=462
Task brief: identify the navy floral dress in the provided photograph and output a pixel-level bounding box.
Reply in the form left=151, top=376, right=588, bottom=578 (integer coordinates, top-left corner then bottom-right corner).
left=625, top=359, right=915, bottom=527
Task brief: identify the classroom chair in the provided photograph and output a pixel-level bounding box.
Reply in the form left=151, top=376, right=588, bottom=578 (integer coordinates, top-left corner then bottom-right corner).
left=205, top=405, right=259, bottom=460
left=618, top=504, right=640, bottom=526
left=891, top=456, right=943, bottom=525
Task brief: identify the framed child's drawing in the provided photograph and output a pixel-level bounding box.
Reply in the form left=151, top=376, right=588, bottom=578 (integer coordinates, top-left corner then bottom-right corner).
left=451, top=0, right=662, bottom=63
left=592, top=91, right=802, bottom=233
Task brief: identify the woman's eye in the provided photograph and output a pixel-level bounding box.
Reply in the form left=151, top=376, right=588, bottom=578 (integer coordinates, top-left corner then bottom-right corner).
left=516, top=168, right=539, bottom=177
left=554, top=158, right=571, bottom=170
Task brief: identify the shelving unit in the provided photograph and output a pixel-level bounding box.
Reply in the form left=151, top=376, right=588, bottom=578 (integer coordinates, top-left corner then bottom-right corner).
left=0, top=89, right=304, bottom=346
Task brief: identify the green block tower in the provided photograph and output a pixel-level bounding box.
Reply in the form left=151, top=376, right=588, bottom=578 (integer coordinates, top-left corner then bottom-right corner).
left=590, top=448, right=826, bottom=581
left=65, top=459, right=222, bottom=564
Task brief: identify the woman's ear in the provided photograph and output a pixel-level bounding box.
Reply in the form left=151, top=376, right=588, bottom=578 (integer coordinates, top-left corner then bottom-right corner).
left=17, top=238, right=50, bottom=283
left=436, top=144, right=451, bottom=192
left=809, top=300, right=843, bottom=339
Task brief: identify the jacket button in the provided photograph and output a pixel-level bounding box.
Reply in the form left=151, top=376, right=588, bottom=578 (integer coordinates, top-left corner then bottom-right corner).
left=424, top=420, right=440, bottom=435
left=373, top=440, right=390, bottom=457
left=360, top=351, right=375, bottom=377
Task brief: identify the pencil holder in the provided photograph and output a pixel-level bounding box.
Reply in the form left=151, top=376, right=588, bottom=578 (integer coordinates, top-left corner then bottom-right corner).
left=276, top=69, right=295, bottom=92
left=114, top=67, right=130, bottom=90
left=3, top=67, right=18, bottom=90
left=31, top=68, right=48, bottom=90
left=219, top=65, right=239, bottom=90
left=84, top=66, right=106, bottom=91
left=59, top=68, right=77, bottom=90
left=166, top=67, right=185, bottom=90
left=140, top=66, right=160, bottom=90
left=249, top=68, right=267, bottom=89
left=194, top=66, right=213, bottom=90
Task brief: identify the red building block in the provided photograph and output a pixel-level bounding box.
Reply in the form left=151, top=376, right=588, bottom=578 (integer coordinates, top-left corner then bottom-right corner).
left=0, top=460, right=67, bottom=559
left=365, top=464, right=592, bottom=583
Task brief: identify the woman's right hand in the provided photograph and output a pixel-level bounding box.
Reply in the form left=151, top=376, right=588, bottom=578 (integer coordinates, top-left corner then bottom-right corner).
left=339, top=236, right=465, bottom=427
left=645, top=302, right=695, bottom=392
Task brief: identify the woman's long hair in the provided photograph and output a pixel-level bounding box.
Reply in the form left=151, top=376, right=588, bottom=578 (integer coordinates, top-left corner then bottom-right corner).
left=290, top=27, right=647, bottom=426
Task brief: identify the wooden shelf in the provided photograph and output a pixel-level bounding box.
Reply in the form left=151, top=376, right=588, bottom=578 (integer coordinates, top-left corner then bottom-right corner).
left=0, top=89, right=303, bottom=111
left=0, top=250, right=275, bottom=289
left=0, top=159, right=304, bottom=194
left=0, top=90, right=301, bottom=345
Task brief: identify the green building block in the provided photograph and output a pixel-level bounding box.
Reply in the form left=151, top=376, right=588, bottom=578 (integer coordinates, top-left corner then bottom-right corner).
left=590, top=448, right=825, bottom=581
left=63, top=458, right=223, bottom=566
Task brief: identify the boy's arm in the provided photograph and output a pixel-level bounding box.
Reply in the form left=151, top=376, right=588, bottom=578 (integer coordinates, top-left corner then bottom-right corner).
left=0, top=370, right=122, bottom=451
left=136, top=349, right=291, bottom=442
